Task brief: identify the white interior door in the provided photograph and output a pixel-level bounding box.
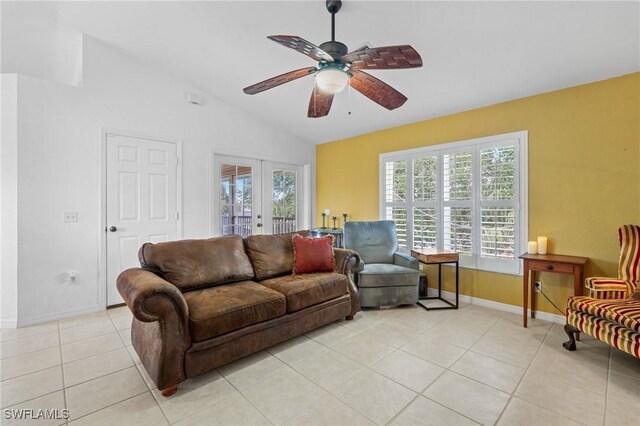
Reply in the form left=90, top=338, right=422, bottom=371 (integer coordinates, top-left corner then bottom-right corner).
left=262, top=162, right=304, bottom=234
left=214, top=156, right=262, bottom=237
left=106, top=134, right=179, bottom=306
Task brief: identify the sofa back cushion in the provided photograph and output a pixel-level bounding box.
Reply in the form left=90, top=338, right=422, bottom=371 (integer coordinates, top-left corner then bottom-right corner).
left=138, top=234, right=255, bottom=291
left=245, top=231, right=312, bottom=281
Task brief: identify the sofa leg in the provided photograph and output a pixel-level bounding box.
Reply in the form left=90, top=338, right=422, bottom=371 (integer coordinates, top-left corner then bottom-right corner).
left=562, top=324, right=579, bottom=351
left=160, top=385, right=178, bottom=397
left=345, top=315, right=355, bottom=321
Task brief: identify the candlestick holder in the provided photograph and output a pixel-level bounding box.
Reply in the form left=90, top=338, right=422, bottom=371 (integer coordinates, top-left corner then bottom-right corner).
left=332, top=216, right=338, bottom=230
left=342, top=213, right=348, bottom=225
left=321, top=213, right=327, bottom=229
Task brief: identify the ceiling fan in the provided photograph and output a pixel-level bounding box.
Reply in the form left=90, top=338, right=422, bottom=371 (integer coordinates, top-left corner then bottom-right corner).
left=243, top=0, right=423, bottom=118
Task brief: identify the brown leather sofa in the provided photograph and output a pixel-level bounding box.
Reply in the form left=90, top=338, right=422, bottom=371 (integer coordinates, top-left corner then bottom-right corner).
left=116, top=231, right=361, bottom=396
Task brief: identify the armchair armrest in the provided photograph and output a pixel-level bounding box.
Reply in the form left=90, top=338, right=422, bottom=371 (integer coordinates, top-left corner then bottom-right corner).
left=116, top=268, right=190, bottom=391
left=584, top=277, right=634, bottom=300
left=333, top=248, right=361, bottom=318
left=394, top=252, right=419, bottom=270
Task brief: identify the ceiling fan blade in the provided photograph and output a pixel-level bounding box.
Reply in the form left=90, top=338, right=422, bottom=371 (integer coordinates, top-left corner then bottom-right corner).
left=268, top=35, right=334, bottom=63
left=308, top=85, right=334, bottom=118
left=243, top=67, right=316, bottom=95
left=342, top=45, right=422, bottom=70
left=349, top=70, right=407, bottom=110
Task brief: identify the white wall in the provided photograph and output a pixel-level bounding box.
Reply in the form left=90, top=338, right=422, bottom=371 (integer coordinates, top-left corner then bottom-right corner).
left=2, top=35, right=315, bottom=327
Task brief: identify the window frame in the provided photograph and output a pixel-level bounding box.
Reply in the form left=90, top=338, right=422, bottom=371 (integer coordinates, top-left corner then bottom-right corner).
left=379, top=131, right=528, bottom=275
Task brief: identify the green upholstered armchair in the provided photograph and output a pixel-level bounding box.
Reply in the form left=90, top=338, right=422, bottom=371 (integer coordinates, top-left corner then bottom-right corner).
left=343, top=220, right=420, bottom=307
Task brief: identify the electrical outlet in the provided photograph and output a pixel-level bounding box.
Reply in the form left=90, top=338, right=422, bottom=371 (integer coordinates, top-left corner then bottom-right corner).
left=534, top=281, right=542, bottom=292
left=64, top=212, right=78, bottom=223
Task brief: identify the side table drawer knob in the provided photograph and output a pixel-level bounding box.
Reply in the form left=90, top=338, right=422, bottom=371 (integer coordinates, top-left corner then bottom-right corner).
left=546, top=265, right=553, bottom=270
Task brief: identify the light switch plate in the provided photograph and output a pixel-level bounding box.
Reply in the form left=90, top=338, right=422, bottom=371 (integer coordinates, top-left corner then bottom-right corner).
left=64, top=212, right=78, bottom=223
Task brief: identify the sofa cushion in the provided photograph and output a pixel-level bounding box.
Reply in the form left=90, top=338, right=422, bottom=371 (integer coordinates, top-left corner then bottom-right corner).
left=245, top=231, right=311, bottom=281
left=260, top=272, right=348, bottom=313
left=358, top=263, right=420, bottom=288
left=567, top=296, right=640, bottom=333
left=183, top=281, right=286, bottom=342
left=139, top=235, right=255, bottom=292
left=292, top=234, right=335, bottom=274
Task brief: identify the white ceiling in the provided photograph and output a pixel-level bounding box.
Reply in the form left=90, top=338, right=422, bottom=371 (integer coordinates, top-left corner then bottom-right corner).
left=10, top=1, right=640, bottom=144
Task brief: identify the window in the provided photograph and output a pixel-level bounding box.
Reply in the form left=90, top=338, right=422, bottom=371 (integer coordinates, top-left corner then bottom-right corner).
left=379, top=131, right=527, bottom=275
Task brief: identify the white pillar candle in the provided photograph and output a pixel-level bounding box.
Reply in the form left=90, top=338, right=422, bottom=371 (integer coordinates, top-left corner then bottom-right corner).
left=324, top=209, right=330, bottom=216
left=537, top=236, right=548, bottom=255
left=527, top=241, right=538, bottom=254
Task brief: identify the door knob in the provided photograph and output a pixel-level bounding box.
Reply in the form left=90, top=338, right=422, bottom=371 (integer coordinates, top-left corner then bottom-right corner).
left=109, top=226, right=118, bottom=232
left=256, top=223, right=263, bottom=227
left=257, top=214, right=262, bottom=219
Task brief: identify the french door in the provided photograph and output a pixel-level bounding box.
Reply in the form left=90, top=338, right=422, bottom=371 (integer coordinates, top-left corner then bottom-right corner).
left=213, top=155, right=305, bottom=237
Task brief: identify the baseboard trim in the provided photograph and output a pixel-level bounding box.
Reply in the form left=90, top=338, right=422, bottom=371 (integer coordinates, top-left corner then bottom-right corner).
left=14, top=304, right=103, bottom=328
left=0, top=319, right=18, bottom=328
left=426, top=288, right=565, bottom=325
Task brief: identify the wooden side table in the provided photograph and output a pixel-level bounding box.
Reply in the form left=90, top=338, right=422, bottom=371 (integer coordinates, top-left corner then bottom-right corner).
left=411, top=248, right=460, bottom=310
left=518, top=253, right=588, bottom=328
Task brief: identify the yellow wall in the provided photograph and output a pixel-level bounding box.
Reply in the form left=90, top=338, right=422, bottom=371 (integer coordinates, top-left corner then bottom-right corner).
left=317, top=72, right=640, bottom=314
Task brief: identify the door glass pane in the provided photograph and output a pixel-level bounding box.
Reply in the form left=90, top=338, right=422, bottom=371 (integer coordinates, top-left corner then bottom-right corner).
left=220, top=164, right=253, bottom=237
left=272, top=170, right=297, bottom=234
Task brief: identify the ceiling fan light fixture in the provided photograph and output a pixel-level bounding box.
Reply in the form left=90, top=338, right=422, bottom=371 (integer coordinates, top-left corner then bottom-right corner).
left=315, top=68, right=349, bottom=94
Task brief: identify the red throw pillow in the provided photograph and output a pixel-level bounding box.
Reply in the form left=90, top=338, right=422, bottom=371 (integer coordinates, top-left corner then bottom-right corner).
left=292, top=234, right=335, bottom=274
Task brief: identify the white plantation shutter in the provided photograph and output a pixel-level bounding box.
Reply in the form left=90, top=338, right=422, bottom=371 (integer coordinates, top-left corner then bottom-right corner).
left=380, top=131, right=527, bottom=275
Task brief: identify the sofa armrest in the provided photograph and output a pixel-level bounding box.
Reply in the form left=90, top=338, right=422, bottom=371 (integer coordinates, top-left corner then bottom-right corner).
left=394, top=252, right=419, bottom=270
left=333, top=248, right=361, bottom=318
left=584, top=277, right=633, bottom=300
left=116, top=268, right=191, bottom=391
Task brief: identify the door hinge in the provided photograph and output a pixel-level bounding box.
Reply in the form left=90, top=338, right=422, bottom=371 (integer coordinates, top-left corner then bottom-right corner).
left=175, top=157, right=179, bottom=166
left=176, top=212, right=179, bottom=220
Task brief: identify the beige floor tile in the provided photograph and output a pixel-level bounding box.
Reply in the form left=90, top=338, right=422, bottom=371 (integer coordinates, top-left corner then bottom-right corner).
left=341, top=312, right=385, bottom=333
left=391, top=395, right=479, bottom=425
left=423, top=322, right=482, bottom=349
left=292, top=348, right=366, bottom=391
left=515, top=368, right=605, bottom=424
left=152, top=370, right=238, bottom=423
left=126, top=345, right=142, bottom=365
left=469, top=330, right=541, bottom=368
left=528, top=348, right=608, bottom=395
left=242, top=368, right=329, bottom=424
left=497, top=397, right=581, bottom=426
left=332, top=369, right=417, bottom=425
left=0, top=321, right=59, bottom=343
left=1, top=332, right=60, bottom=359
left=59, top=311, right=109, bottom=329
left=450, top=351, right=525, bottom=393
left=136, top=363, right=157, bottom=390
left=607, top=372, right=640, bottom=405
left=372, top=350, right=445, bottom=392
left=1, top=366, right=63, bottom=408
left=69, top=392, right=167, bottom=426
left=267, top=335, right=325, bottom=365
left=604, top=396, right=640, bottom=426
left=59, top=318, right=116, bottom=345
left=61, top=332, right=123, bottom=363
left=119, top=328, right=132, bottom=346
left=541, top=328, right=611, bottom=371
left=1, top=390, right=67, bottom=426
left=386, top=310, right=446, bottom=332
left=401, top=334, right=466, bottom=368
left=332, top=333, right=397, bottom=366
left=218, top=351, right=288, bottom=391
left=175, top=393, right=270, bottom=426
left=107, top=306, right=131, bottom=318
left=65, top=366, right=148, bottom=420
left=423, top=371, right=510, bottom=425
left=64, top=347, right=134, bottom=386
left=361, top=321, right=422, bottom=348
left=1, top=346, right=61, bottom=381
left=609, top=349, right=640, bottom=379
left=282, top=392, right=374, bottom=425
left=305, top=322, right=358, bottom=347
left=110, top=313, right=133, bottom=331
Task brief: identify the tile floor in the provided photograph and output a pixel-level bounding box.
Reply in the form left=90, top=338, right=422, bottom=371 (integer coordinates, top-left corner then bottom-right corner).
left=1, top=303, right=639, bottom=425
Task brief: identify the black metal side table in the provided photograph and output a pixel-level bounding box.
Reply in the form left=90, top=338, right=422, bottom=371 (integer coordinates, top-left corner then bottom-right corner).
left=411, top=248, right=459, bottom=310
left=312, top=228, right=343, bottom=248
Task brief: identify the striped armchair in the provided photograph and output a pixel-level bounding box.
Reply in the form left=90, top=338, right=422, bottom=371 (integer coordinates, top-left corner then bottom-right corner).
left=564, top=225, right=640, bottom=359
left=584, top=224, right=639, bottom=299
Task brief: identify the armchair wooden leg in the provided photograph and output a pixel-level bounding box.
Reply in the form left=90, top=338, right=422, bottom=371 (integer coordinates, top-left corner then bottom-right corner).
left=345, top=315, right=354, bottom=321
left=562, top=324, right=579, bottom=351
left=160, top=385, right=178, bottom=397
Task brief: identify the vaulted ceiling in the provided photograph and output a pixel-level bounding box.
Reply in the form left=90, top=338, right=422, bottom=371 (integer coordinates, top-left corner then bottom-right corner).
left=4, top=1, right=639, bottom=144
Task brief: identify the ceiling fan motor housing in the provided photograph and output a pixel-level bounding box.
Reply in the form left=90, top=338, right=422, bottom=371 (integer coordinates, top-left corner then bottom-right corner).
left=319, top=41, right=348, bottom=61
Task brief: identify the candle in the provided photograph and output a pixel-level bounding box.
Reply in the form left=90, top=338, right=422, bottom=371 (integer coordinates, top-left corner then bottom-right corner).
left=324, top=209, right=330, bottom=216
left=537, top=236, right=548, bottom=255
left=527, top=241, right=538, bottom=254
